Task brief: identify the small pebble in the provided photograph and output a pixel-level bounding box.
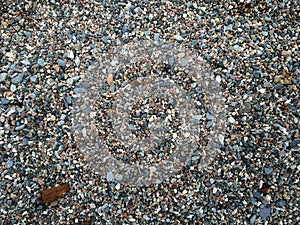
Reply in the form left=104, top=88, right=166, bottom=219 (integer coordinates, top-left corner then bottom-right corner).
left=1, top=98, right=10, bottom=105
left=6, top=160, right=13, bottom=169
left=173, top=35, right=184, bottom=41
left=67, top=50, right=74, bottom=59
left=15, top=124, right=25, bottom=131
left=259, top=207, right=271, bottom=218
left=37, top=58, right=46, bottom=66
left=228, top=116, right=235, bottom=123
left=11, top=74, right=24, bottom=84
left=73, top=87, right=87, bottom=94
left=10, top=84, right=17, bottom=92
left=264, top=166, right=273, bottom=174
left=250, top=215, right=256, bottom=224
left=0, top=73, right=7, bottom=82
left=107, top=172, right=114, bottom=182
left=57, top=59, right=66, bottom=67
left=206, top=121, right=213, bottom=129
left=75, top=56, right=80, bottom=67
left=154, top=33, right=160, bottom=41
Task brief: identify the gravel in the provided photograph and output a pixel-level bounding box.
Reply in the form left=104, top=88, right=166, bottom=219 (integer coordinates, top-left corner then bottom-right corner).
left=0, top=0, right=299, bottom=224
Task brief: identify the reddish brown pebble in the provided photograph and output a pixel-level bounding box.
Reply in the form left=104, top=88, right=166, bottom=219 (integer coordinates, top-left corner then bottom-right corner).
left=40, top=183, right=71, bottom=204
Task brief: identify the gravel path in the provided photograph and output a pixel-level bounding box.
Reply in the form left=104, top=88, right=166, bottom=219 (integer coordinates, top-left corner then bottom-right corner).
left=0, top=0, right=299, bottom=224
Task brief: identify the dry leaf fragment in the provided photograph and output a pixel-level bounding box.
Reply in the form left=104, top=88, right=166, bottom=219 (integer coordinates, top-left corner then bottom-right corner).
left=107, top=73, right=114, bottom=85
left=260, top=183, right=271, bottom=194
left=40, top=183, right=70, bottom=204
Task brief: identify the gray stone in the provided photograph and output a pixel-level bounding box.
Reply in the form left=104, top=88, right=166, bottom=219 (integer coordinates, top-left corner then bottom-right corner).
left=129, top=124, right=135, bottom=130
left=57, top=59, right=66, bottom=67
left=101, top=36, right=108, bottom=44
left=228, top=116, right=235, bottom=123
left=22, top=139, right=28, bottom=145
left=0, top=73, right=7, bottom=82
left=224, top=24, right=233, bottom=31
left=6, top=160, right=13, bottom=168
left=110, top=84, right=116, bottom=92
left=122, top=25, right=128, bottom=33
left=290, top=139, right=300, bottom=148
left=15, top=124, right=25, bottom=131
left=65, top=96, right=72, bottom=104
left=1, top=98, right=10, bottom=105
left=206, top=113, right=213, bottom=120
left=191, top=83, right=197, bottom=88
left=10, top=84, right=17, bottom=92
left=192, top=155, right=200, bottom=161
left=250, top=215, right=256, bottom=224
left=264, top=167, right=273, bottom=174
left=11, top=73, right=24, bottom=84
left=174, top=35, right=184, bottom=41
left=30, top=76, right=37, bottom=83
left=21, top=59, right=31, bottom=65
left=107, top=172, right=114, bottom=182
left=263, top=82, right=273, bottom=88
left=259, top=207, right=270, bottom=218
left=73, top=43, right=81, bottom=51
left=37, top=58, right=46, bottom=66
left=66, top=77, right=74, bottom=85
left=206, top=121, right=213, bottom=129
left=73, top=87, right=87, bottom=94
left=253, top=192, right=261, bottom=199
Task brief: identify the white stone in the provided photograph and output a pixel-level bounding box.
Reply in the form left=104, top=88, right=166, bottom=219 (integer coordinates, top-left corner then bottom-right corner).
left=258, top=88, right=266, bottom=94
left=115, top=183, right=120, bottom=190
left=75, top=56, right=80, bottom=67
left=173, top=35, right=184, bottom=41
left=218, top=134, right=224, bottom=145
left=228, top=116, right=235, bottom=123
left=67, top=50, right=74, bottom=59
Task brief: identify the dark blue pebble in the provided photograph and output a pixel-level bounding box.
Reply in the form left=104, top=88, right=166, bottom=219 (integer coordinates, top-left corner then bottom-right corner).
left=259, top=207, right=270, bottom=218
left=253, top=192, right=261, bottom=199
